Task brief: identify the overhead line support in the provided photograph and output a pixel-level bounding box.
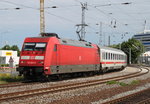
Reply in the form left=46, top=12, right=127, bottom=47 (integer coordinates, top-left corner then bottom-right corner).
left=40, top=0, right=45, bottom=35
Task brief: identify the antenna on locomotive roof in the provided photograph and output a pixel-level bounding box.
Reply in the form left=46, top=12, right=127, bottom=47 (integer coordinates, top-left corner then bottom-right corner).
left=76, top=2, right=88, bottom=41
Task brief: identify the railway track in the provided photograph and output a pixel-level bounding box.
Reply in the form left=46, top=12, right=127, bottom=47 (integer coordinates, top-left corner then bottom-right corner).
left=0, top=66, right=148, bottom=102
left=0, top=81, right=40, bottom=89
left=102, top=67, right=150, bottom=104
left=102, top=87, right=150, bottom=104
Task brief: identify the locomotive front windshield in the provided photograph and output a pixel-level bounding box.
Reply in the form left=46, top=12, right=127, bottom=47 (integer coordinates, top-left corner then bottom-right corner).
left=23, top=42, right=47, bottom=51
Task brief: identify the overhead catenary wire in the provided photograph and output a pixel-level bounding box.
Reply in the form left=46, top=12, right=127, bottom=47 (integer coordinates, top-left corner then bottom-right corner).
left=0, top=7, right=20, bottom=10
left=0, top=0, right=78, bottom=24
left=0, top=0, right=149, bottom=41
left=0, top=0, right=132, bottom=33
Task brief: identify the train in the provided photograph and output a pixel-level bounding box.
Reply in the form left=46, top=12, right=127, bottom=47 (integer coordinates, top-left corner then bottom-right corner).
left=17, top=33, right=127, bottom=80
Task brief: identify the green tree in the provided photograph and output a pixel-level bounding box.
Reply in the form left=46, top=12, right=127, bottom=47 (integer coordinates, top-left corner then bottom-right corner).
left=11, top=45, right=20, bottom=56
left=121, top=38, right=144, bottom=64
left=1, top=45, right=11, bottom=50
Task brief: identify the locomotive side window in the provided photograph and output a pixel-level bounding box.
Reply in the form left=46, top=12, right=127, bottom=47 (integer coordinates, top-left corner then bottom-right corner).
left=54, top=45, right=57, bottom=51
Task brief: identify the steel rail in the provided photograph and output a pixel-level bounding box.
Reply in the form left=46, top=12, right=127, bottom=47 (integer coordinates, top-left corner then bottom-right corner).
left=102, top=67, right=150, bottom=104
left=0, top=81, right=40, bottom=89
left=102, top=88, right=150, bottom=104
left=137, top=98, right=150, bottom=104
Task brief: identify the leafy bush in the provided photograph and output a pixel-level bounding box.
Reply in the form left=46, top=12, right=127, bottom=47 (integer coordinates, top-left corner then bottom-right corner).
left=0, top=73, right=23, bottom=82
left=0, top=64, right=9, bottom=67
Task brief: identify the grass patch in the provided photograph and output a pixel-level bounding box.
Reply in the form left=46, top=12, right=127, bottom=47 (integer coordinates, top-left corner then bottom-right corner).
left=0, top=73, right=23, bottom=83
left=118, top=82, right=128, bottom=86
left=0, top=68, right=16, bottom=71
left=0, top=81, right=8, bottom=84
left=130, top=80, right=140, bottom=85
left=106, top=80, right=118, bottom=85
left=107, top=80, right=140, bottom=86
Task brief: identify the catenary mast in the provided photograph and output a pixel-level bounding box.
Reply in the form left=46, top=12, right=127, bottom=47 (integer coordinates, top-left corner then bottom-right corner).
left=40, top=0, right=45, bottom=35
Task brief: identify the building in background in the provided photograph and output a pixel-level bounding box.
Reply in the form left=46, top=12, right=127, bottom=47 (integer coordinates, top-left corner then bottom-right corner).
left=0, top=50, right=19, bottom=67
left=138, top=51, right=150, bottom=65
left=133, top=30, right=150, bottom=51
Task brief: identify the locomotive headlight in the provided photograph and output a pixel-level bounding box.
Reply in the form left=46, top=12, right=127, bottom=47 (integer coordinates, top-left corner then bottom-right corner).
left=35, top=56, right=44, bottom=60
left=21, top=56, right=30, bottom=59
left=44, top=67, right=49, bottom=71
left=21, top=61, right=26, bottom=63
left=39, top=61, right=44, bottom=64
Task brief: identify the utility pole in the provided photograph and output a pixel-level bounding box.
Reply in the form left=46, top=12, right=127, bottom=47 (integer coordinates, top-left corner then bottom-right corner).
left=108, top=35, right=110, bottom=46
left=129, top=48, right=131, bottom=64
left=144, top=20, right=146, bottom=31
left=99, top=22, right=102, bottom=45
left=40, top=0, right=45, bottom=34
left=96, top=22, right=102, bottom=45
left=76, top=2, right=88, bottom=41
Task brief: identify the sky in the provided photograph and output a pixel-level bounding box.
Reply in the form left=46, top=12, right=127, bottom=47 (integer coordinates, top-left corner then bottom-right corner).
left=0, top=0, right=150, bottom=49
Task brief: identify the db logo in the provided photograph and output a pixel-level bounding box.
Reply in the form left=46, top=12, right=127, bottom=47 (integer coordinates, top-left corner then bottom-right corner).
left=30, top=56, right=35, bottom=59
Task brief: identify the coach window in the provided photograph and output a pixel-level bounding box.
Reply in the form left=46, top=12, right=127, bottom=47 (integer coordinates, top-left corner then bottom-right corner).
left=103, top=52, right=105, bottom=59
left=110, top=53, right=112, bottom=60
left=106, top=53, right=107, bottom=60
left=113, top=54, right=114, bottom=60
left=104, top=52, right=106, bottom=60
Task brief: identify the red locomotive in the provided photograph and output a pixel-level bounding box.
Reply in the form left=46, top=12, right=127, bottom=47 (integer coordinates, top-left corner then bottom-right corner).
left=17, top=33, right=127, bottom=80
